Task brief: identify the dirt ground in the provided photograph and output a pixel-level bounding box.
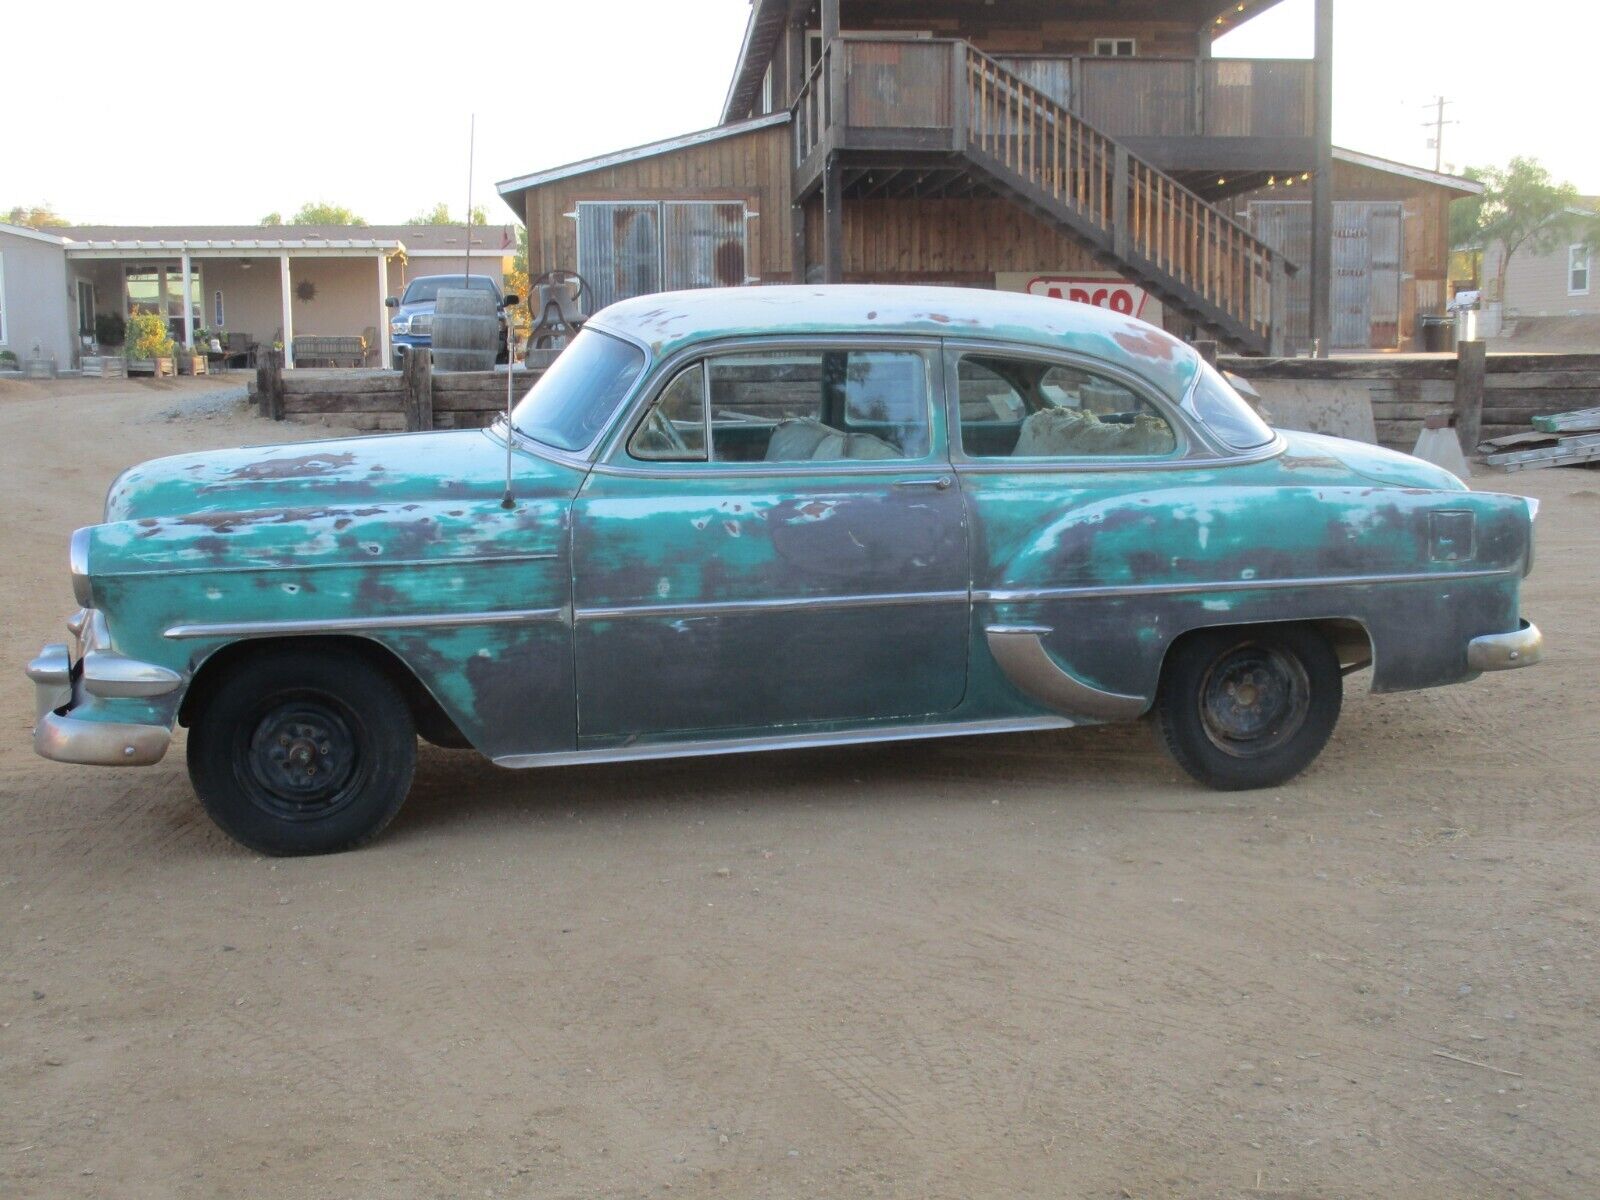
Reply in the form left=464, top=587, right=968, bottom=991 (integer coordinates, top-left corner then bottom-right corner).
left=2, top=376, right=1597, bottom=1200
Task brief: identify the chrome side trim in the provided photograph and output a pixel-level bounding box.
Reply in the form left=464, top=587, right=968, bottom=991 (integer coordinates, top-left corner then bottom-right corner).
left=70, top=527, right=93, bottom=606
left=975, top=566, right=1517, bottom=605
left=92, top=551, right=561, bottom=581
left=1466, top=619, right=1543, bottom=671
left=34, top=711, right=170, bottom=766
left=81, top=651, right=183, bottom=698
left=163, top=607, right=568, bottom=640
left=575, top=589, right=969, bottom=622
left=492, top=714, right=1074, bottom=769
left=984, top=626, right=1149, bottom=722
left=27, top=643, right=72, bottom=722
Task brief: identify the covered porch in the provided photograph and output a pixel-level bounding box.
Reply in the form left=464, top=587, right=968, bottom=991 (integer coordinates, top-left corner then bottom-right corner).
left=63, top=236, right=403, bottom=369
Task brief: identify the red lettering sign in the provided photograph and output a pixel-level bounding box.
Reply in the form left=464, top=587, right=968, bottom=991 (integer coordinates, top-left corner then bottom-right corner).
left=1026, top=276, right=1148, bottom=318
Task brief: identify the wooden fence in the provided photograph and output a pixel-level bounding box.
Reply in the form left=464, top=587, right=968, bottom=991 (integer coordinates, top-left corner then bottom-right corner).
left=254, top=350, right=543, bottom=431
left=1220, top=344, right=1600, bottom=451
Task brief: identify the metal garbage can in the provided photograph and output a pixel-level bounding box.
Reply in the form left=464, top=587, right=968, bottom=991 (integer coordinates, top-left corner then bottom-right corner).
left=1420, top=314, right=1455, bottom=353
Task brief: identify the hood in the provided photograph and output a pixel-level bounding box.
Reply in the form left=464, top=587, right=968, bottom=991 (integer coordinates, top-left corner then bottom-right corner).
left=105, top=429, right=582, bottom=522
left=1276, top=429, right=1469, bottom=492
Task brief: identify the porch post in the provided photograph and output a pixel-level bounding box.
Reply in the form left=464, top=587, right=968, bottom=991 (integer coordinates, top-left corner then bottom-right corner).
left=376, top=253, right=392, bottom=369
left=821, top=0, right=839, bottom=44
left=1308, top=0, right=1334, bottom=357
left=822, top=158, right=844, bottom=283
left=279, top=253, right=295, bottom=368
left=180, top=251, right=194, bottom=349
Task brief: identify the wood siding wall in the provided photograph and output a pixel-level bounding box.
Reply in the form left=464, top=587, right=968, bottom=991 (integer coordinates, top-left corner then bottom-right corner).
left=520, top=124, right=794, bottom=285
left=802, top=195, right=1100, bottom=283
left=842, top=5, right=1202, bottom=57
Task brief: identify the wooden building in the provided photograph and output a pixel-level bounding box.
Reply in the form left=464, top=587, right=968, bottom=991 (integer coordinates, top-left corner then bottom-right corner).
left=1225, top=149, right=1482, bottom=353
left=500, top=0, right=1343, bottom=355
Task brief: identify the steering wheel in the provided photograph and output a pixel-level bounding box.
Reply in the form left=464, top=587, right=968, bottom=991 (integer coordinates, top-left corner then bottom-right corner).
left=644, top=408, right=690, bottom=454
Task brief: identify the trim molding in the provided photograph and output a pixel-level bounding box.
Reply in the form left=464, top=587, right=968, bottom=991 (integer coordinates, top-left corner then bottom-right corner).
left=163, top=607, right=567, bottom=640
left=984, top=626, right=1148, bottom=721
left=575, top=589, right=968, bottom=622
left=493, top=714, right=1074, bottom=769
left=975, top=566, right=1516, bottom=605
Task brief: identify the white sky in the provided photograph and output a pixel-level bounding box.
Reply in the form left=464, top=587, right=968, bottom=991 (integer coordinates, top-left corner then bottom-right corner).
left=1, top=0, right=1594, bottom=227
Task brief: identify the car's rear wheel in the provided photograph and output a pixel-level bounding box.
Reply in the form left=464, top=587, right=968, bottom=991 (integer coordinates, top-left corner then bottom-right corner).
left=1156, top=624, right=1341, bottom=790
left=186, top=648, right=415, bottom=855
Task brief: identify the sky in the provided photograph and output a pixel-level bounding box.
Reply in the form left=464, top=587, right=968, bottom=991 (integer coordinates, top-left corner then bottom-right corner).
left=1, top=0, right=1595, bottom=228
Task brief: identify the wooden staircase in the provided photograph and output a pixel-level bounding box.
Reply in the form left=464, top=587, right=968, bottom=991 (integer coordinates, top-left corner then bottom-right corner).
left=795, top=39, right=1294, bottom=354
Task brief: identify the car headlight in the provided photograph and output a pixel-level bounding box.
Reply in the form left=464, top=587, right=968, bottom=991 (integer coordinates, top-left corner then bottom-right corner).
left=390, top=318, right=408, bottom=335
left=411, top=314, right=432, bottom=334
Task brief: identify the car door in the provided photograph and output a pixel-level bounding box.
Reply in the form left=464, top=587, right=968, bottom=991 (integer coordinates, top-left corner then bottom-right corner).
left=571, top=337, right=969, bottom=742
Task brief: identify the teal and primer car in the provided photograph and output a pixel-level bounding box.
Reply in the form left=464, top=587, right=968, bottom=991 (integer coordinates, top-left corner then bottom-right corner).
left=28, top=287, right=1542, bottom=855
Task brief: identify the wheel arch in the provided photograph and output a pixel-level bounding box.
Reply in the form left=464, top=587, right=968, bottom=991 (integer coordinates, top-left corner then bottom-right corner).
left=178, top=635, right=470, bottom=749
left=1157, top=617, right=1374, bottom=687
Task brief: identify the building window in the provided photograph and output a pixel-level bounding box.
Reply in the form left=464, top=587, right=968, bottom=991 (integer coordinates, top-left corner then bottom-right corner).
left=0, top=252, right=7, bottom=345
left=576, top=201, right=752, bottom=311
left=124, top=264, right=201, bottom=340
left=213, top=289, right=226, bottom=327
left=1093, top=38, right=1137, bottom=56
left=1570, top=244, right=1591, bottom=296
left=77, top=280, right=96, bottom=337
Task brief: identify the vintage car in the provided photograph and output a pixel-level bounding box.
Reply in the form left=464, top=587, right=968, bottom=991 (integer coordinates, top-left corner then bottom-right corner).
left=28, top=287, right=1542, bottom=855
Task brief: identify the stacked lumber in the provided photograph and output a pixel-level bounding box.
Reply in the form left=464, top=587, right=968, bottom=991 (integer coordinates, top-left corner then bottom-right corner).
left=1480, top=406, right=1600, bottom=472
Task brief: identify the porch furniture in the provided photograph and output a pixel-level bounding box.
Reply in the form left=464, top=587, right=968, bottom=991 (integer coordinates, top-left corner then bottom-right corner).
left=223, top=332, right=257, bottom=370
left=360, top=326, right=379, bottom=366
left=292, top=335, right=366, bottom=368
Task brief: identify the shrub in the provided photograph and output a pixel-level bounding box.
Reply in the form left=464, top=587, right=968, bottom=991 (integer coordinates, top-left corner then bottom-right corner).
left=0, top=349, right=18, bottom=367
left=95, top=312, right=126, bottom=348
left=125, top=311, right=173, bottom=361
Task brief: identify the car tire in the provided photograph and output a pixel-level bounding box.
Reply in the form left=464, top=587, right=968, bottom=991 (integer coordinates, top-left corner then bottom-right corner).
left=186, top=648, right=416, bottom=855
left=1156, top=624, right=1341, bottom=791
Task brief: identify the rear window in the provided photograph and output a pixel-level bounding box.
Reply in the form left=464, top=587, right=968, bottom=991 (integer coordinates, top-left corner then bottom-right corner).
left=1185, top=361, right=1275, bottom=451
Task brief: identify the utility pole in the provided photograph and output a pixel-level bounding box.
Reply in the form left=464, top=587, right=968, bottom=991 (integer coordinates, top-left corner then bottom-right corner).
left=1422, top=96, right=1457, bottom=173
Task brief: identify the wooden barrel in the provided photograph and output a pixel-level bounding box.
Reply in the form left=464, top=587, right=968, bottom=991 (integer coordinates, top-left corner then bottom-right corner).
left=431, top=288, right=498, bottom=372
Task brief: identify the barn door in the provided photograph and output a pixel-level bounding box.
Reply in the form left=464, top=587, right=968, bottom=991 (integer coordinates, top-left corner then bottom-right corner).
left=1248, top=201, right=1311, bottom=354
left=1365, top=203, right=1403, bottom=349
left=1330, top=206, right=1371, bottom=350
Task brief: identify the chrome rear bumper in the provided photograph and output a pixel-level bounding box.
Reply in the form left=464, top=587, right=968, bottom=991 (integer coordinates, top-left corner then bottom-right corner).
left=1467, top=619, right=1543, bottom=672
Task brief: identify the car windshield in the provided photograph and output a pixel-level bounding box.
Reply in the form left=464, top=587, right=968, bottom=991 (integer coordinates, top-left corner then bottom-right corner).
left=1185, top=361, right=1276, bottom=450
left=510, top=328, right=646, bottom=452
left=400, top=276, right=501, bottom=304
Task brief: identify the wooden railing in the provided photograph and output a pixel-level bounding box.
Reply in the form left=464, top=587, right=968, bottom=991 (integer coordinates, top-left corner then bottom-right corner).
left=964, top=46, right=1283, bottom=343
left=791, top=37, right=1291, bottom=347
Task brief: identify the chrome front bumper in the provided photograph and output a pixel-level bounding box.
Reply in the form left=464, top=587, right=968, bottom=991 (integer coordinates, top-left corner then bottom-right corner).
left=26, top=610, right=181, bottom=767
left=1467, top=619, right=1543, bottom=672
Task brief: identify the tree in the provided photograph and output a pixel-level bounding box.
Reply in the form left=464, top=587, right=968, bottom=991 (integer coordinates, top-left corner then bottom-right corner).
left=287, top=201, right=367, bottom=226
left=1461, top=158, right=1581, bottom=304
left=4, top=204, right=68, bottom=229
left=259, top=212, right=283, bottom=226
left=406, top=202, right=492, bottom=225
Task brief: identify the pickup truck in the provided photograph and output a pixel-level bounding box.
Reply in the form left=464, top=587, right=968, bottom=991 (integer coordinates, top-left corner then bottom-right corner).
left=384, top=273, right=510, bottom=368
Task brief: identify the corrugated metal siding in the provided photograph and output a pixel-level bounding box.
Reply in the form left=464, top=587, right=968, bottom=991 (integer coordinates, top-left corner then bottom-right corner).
left=579, top=203, right=660, bottom=312
left=1248, top=200, right=1403, bottom=351
left=663, top=202, right=748, bottom=291
left=1249, top=202, right=1311, bottom=353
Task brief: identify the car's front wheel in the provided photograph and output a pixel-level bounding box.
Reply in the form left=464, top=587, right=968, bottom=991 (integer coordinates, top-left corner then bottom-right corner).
left=1156, top=624, right=1341, bottom=790
left=186, top=648, right=416, bottom=855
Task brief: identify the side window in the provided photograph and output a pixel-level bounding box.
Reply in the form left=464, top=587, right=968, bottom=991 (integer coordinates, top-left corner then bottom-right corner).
left=706, top=349, right=932, bottom=464
left=956, top=353, right=1178, bottom=459
left=628, top=363, right=707, bottom=461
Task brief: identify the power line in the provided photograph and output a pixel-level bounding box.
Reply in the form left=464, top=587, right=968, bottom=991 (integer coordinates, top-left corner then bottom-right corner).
left=1421, top=96, right=1459, bottom=173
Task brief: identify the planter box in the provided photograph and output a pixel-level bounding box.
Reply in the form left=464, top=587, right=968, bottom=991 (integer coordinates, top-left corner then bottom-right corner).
left=81, top=356, right=129, bottom=379
left=176, top=355, right=208, bottom=376
left=127, top=357, right=176, bottom=378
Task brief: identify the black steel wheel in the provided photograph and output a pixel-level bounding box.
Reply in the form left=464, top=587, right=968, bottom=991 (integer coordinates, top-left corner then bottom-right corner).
left=187, top=648, right=415, bottom=855
left=1156, top=625, right=1341, bottom=790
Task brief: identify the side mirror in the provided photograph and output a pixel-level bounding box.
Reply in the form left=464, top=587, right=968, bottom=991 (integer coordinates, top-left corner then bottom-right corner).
left=384, top=296, right=399, bottom=309
left=501, top=294, right=520, bottom=307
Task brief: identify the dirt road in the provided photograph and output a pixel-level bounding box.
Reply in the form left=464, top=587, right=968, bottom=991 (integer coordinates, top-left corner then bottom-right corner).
left=2, top=377, right=1597, bottom=1199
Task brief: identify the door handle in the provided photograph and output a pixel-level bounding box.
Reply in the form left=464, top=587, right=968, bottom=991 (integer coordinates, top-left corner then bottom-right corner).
left=894, top=476, right=952, bottom=491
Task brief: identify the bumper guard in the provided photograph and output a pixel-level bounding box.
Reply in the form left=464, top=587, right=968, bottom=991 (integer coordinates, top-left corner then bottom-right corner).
left=1466, top=619, right=1543, bottom=672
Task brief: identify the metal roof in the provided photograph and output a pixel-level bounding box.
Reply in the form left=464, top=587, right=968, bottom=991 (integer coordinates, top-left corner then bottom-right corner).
left=1331, top=148, right=1485, bottom=196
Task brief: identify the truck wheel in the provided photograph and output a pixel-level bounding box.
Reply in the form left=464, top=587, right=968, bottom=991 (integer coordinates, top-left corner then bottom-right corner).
left=1156, top=625, right=1341, bottom=791
left=186, top=648, right=416, bottom=855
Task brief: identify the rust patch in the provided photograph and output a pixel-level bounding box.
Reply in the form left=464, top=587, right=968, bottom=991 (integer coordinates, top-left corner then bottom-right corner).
left=1114, top=327, right=1182, bottom=361
left=223, top=451, right=358, bottom=481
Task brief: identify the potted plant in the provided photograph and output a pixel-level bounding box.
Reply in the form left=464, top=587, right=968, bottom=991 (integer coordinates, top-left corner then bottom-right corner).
left=124, top=311, right=176, bottom=377
left=177, top=328, right=210, bottom=375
